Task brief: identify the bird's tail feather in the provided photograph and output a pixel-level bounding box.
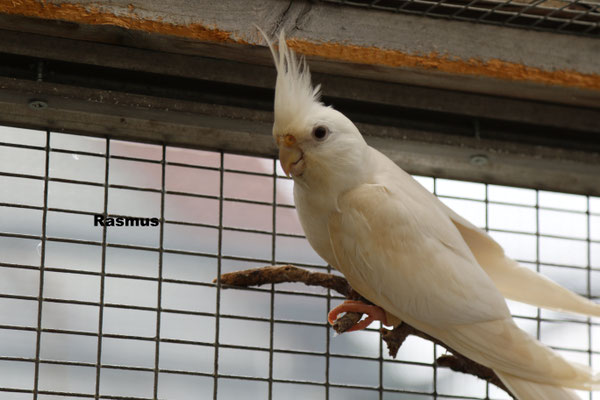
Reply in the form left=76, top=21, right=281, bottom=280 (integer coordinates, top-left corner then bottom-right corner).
left=496, top=370, right=582, bottom=400
left=447, top=213, right=600, bottom=318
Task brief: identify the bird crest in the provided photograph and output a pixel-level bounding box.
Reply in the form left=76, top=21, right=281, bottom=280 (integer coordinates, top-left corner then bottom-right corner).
left=260, top=29, right=322, bottom=134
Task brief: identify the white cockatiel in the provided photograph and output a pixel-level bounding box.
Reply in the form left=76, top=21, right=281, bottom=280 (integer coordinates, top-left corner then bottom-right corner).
left=262, top=30, right=600, bottom=400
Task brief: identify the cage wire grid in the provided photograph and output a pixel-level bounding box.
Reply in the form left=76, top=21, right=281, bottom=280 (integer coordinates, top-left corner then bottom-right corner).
left=0, top=126, right=599, bottom=400
left=321, top=0, right=600, bottom=36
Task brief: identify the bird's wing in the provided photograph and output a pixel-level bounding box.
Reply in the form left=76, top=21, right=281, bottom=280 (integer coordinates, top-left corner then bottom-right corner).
left=369, top=147, right=600, bottom=317
left=328, top=183, right=598, bottom=388
left=328, top=183, right=511, bottom=327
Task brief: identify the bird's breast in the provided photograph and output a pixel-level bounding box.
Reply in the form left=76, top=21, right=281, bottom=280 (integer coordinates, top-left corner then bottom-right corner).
left=293, top=186, right=339, bottom=267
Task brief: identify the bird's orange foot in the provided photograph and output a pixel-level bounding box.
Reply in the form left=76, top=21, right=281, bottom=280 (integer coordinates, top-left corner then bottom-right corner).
left=328, top=300, right=387, bottom=332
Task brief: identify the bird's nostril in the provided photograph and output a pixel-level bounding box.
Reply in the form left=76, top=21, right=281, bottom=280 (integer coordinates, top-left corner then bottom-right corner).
left=284, top=134, right=296, bottom=147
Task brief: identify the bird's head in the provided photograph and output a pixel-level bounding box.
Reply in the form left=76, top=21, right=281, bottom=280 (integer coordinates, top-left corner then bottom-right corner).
left=262, top=31, right=369, bottom=189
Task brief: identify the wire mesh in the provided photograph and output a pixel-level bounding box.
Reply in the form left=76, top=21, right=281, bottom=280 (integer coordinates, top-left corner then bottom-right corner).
left=0, top=126, right=599, bottom=400
left=321, top=0, right=600, bottom=37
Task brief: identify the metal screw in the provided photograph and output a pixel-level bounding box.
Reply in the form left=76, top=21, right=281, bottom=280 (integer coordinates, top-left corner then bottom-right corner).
left=28, top=99, right=48, bottom=110
left=470, top=154, right=489, bottom=166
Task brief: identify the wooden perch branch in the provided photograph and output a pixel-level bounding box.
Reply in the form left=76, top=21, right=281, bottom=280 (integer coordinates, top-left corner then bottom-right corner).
left=215, top=265, right=513, bottom=398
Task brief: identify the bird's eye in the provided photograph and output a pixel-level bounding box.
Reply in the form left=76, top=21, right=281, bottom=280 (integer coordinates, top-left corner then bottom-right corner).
left=312, top=126, right=329, bottom=141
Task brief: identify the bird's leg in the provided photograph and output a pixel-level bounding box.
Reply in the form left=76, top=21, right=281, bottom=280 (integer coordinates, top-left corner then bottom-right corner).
left=328, top=299, right=388, bottom=332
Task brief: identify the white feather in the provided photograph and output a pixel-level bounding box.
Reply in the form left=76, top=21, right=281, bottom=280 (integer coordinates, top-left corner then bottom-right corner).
left=497, top=371, right=582, bottom=400
left=258, top=29, right=322, bottom=135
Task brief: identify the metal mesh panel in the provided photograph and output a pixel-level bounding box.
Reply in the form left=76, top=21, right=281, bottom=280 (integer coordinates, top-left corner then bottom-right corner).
left=0, top=126, right=599, bottom=399
left=321, top=0, right=600, bottom=37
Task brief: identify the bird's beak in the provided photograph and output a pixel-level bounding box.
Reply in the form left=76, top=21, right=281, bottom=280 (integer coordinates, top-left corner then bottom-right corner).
left=277, top=134, right=304, bottom=177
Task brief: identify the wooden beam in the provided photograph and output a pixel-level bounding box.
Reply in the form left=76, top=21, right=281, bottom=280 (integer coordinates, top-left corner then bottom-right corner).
left=0, top=77, right=598, bottom=196
left=0, top=0, right=599, bottom=108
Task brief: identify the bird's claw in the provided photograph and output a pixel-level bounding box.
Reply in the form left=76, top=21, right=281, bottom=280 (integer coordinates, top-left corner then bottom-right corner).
left=328, top=299, right=387, bottom=332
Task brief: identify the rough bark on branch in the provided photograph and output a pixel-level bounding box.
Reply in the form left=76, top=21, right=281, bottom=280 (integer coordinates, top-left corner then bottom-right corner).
left=215, top=265, right=513, bottom=398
